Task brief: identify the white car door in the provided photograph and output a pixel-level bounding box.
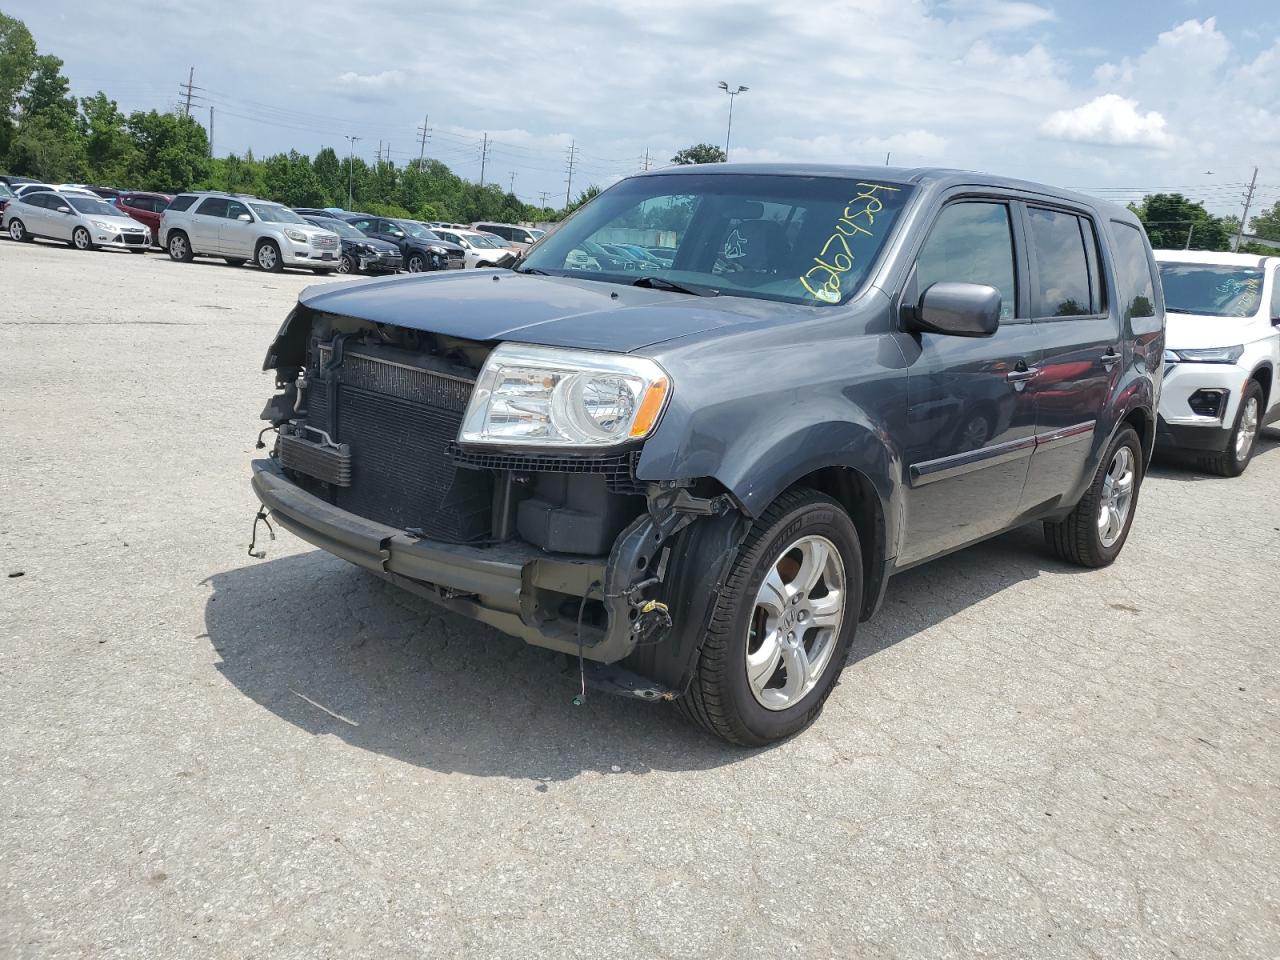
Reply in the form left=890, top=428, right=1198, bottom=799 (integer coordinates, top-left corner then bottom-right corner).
left=45, top=194, right=76, bottom=241
left=219, top=199, right=256, bottom=258
left=13, top=195, right=49, bottom=235
left=189, top=197, right=228, bottom=254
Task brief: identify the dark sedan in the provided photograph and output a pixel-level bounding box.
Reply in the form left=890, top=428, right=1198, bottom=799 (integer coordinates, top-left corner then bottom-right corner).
left=301, top=215, right=402, bottom=275
left=339, top=213, right=465, bottom=272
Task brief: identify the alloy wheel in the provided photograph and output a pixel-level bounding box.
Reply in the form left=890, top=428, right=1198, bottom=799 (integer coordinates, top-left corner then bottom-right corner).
left=745, top=535, right=846, bottom=711
left=1097, top=445, right=1135, bottom=548
left=1235, top=397, right=1259, bottom=461
left=169, top=235, right=186, bottom=259
left=73, top=228, right=91, bottom=250
left=258, top=245, right=277, bottom=270
left=9, top=220, right=23, bottom=241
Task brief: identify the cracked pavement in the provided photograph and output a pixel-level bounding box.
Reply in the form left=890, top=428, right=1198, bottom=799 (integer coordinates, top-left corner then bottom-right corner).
left=2, top=240, right=1278, bottom=958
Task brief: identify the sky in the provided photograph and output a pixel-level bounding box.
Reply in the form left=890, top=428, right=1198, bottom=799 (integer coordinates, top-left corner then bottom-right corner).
left=10, top=0, right=1280, bottom=216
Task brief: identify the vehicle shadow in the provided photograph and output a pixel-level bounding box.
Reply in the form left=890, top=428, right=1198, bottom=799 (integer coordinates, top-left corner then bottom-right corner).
left=1148, top=425, right=1280, bottom=482
left=205, top=521, right=1069, bottom=781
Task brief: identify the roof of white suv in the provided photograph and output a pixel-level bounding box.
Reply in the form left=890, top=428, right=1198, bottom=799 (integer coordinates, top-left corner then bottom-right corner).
left=1153, top=249, right=1276, bottom=267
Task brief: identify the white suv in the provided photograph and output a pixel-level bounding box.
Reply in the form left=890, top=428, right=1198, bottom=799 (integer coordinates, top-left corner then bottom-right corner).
left=160, top=192, right=340, bottom=273
left=1155, top=250, right=1280, bottom=476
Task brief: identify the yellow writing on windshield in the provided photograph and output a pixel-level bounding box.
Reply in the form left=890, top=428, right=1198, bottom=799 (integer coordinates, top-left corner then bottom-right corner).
left=800, top=182, right=901, bottom=304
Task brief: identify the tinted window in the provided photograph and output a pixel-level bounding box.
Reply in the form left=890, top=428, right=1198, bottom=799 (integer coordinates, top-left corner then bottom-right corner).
left=1157, top=262, right=1263, bottom=318
left=347, top=218, right=373, bottom=232
left=196, top=197, right=229, bottom=218
left=916, top=201, right=1017, bottom=320
left=380, top=220, right=406, bottom=237
left=1027, top=207, right=1093, bottom=317
left=1110, top=223, right=1157, bottom=320
left=225, top=200, right=251, bottom=220
left=131, top=196, right=154, bottom=212
left=167, top=195, right=197, bottom=212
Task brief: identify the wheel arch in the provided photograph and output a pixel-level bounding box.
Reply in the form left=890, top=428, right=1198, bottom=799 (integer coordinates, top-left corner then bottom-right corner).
left=1250, top=361, right=1273, bottom=410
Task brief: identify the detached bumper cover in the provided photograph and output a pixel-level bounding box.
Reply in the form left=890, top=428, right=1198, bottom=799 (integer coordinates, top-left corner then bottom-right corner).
left=250, top=459, right=638, bottom=659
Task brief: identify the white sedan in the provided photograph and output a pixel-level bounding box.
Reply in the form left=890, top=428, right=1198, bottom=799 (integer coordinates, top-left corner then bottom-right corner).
left=4, top=190, right=151, bottom=252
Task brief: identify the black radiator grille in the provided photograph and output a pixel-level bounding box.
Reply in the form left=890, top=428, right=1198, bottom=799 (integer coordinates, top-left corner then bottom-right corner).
left=298, top=340, right=490, bottom=541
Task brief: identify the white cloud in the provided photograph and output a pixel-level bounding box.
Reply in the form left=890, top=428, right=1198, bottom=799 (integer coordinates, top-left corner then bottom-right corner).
left=336, top=70, right=403, bottom=89
left=1041, top=94, right=1172, bottom=148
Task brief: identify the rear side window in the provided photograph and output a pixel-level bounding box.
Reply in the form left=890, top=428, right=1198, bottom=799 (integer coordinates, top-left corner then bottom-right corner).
left=1109, top=222, right=1157, bottom=320
left=1027, top=207, right=1096, bottom=317
left=915, top=201, right=1017, bottom=321
left=167, top=195, right=197, bottom=212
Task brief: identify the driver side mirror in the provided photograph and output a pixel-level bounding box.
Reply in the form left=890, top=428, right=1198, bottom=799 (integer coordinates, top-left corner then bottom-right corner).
left=910, top=282, right=1002, bottom=337
left=237, top=213, right=252, bottom=222
left=57, top=206, right=71, bottom=214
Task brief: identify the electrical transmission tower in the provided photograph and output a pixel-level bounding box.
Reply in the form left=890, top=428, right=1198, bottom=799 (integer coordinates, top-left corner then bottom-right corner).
left=417, top=115, right=431, bottom=162
left=564, top=139, right=580, bottom=207
left=177, top=67, right=202, bottom=117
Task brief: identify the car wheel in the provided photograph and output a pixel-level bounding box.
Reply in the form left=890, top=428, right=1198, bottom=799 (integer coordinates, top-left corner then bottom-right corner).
left=1044, top=425, right=1142, bottom=568
left=406, top=252, right=427, bottom=273
left=71, top=226, right=94, bottom=251
left=256, top=240, right=282, bottom=272
left=1199, top=379, right=1263, bottom=478
left=678, top=489, right=862, bottom=746
left=223, top=257, right=246, bottom=267
left=338, top=254, right=354, bottom=274
left=168, top=231, right=193, bottom=262
left=8, top=219, right=30, bottom=242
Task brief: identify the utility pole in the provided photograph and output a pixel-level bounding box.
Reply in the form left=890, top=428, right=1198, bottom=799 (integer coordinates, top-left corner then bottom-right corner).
left=479, top=133, right=490, bottom=187
left=508, top=171, right=516, bottom=193
left=1234, top=166, right=1259, bottom=252
left=344, top=135, right=361, bottom=209
left=538, top=191, right=550, bottom=208
left=208, top=106, right=214, bottom=157
left=643, top=148, right=651, bottom=171
left=564, top=139, right=579, bottom=207
left=376, top=141, right=383, bottom=164
left=417, top=114, right=431, bottom=163
left=885, top=151, right=891, bottom=166
left=1185, top=223, right=1195, bottom=250
left=179, top=66, right=197, bottom=117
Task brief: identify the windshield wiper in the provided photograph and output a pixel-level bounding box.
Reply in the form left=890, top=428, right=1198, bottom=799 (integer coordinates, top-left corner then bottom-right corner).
left=516, top=266, right=557, bottom=276
left=631, top=275, right=720, bottom=297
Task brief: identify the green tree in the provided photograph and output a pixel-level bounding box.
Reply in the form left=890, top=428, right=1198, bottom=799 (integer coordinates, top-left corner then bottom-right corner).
left=670, top=143, right=726, bottom=165
left=1131, top=193, right=1231, bottom=251
left=79, top=92, right=137, bottom=184
left=312, top=146, right=342, bottom=206
left=7, top=52, right=84, bottom=178
left=0, top=11, right=36, bottom=158
left=261, top=150, right=324, bottom=207
left=125, top=110, right=210, bottom=191
left=1249, top=200, right=1280, bottom=242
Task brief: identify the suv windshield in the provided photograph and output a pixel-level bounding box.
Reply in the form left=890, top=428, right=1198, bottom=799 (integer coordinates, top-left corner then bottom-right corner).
left=518, top=173, right=913, bottom=305
left=67, top=196, right=120, bottom=217
left=1158, top=262, right=1265, bottom=318
left=250, top=203, right=307, bottom=224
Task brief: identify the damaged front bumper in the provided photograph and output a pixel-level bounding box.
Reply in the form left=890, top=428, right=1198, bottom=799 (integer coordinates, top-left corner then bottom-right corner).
left=250, top=459, right=677, bottom=679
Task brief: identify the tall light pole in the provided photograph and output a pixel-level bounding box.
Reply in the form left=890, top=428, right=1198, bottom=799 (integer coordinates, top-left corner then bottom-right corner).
left=344, top=135, right=361, bottom=210
left=718, top=81, right=748, bottom=160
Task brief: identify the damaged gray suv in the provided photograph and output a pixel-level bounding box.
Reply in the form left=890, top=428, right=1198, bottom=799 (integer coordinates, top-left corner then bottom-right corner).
left=251, top=164, right=1165, bottom=745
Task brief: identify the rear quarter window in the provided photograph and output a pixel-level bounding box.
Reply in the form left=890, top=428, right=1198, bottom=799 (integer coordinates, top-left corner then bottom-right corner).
left=1109, top=222, right=1158, bottom=320
left=167, top=195, right=197, bottom=213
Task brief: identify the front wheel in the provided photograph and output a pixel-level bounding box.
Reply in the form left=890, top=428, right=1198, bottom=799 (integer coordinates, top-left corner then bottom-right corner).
left=256, top=240, right=282, bottom=272
left=1200, top=379, right=1263, bottom=477
left=338, top=253, right=354, bottom=274
left=1044, top=425, right=1143, bottom=568
left=405, top=252, right=426, bottom=273
left=72, top=226, right=95, bottom=251
left=678, top=489, right=862, bottom=746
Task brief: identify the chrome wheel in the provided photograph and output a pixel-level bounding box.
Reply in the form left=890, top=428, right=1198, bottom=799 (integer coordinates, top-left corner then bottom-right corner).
left=1097, top=445, right=1135, bottom=548
left=745, top=534, right=846, bottom=711
left=1235, top=396, right=1259, bottom=461
left=338, top=254, right=353, bottom=274
left=73, top=227, right=91, bottom=250
left=169, top=235, right=186, bottom=259
left=406, top=254, right=425, bottom=273
left=257, top=244, right=277, bottom=270
left=8, top=220, right=23, bottom=241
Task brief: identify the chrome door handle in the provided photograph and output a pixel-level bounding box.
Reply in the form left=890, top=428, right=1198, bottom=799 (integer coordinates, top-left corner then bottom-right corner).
left=1100, top=350, right=1121, bottom=368
left=1006, top=368, right=1037, bottom=383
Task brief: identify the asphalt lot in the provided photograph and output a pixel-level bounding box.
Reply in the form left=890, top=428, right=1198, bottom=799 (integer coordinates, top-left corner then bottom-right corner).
left=2, top=237, right=1279, bottom=959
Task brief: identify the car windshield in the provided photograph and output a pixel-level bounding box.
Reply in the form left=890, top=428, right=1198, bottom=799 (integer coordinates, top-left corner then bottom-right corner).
left=0, top=184, right=13, bottom=198
left=465, top=234, right=499, bottom=248
left=250, top=203, right=307, bottom=224
left=1157, top=263, right=1266, bottom=318
left=529, top=229, right=545, bottom=239
left=309, top=217, right=362, bottom=239
left=67, top=196, right=120, bottom=217
left=400, top=222, right=439, bottom=241
left=518, top=172, right=914, bottom=305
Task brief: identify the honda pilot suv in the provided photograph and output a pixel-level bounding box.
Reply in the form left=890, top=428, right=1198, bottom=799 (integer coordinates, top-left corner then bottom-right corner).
left=250, top=165, right=1165, bottom=745
left=161, top=192, right=341, bottom=273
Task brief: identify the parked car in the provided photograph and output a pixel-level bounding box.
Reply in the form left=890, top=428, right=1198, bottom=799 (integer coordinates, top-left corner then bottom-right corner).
left=301, top=215, right=402, bottom=274
left=1153, top=250, right=1279, bottom=476
left=0, top=174, right=39, bottom=188
left=250, top=164, right=1164, bottom=745
left=0, top=182, right=14, bottom=217
left=429, top=227, right=518, bottom=269
left=339, top=214, right=465, bottom=272
left=3, top=189, right=151, bottom=251
left=160, top=192, right=341, bottom=273
left=14, top=183, right=55, bottom=198
left=114, top=191, right=172, bottom=245
left=472, top=221, right=541, bottom=252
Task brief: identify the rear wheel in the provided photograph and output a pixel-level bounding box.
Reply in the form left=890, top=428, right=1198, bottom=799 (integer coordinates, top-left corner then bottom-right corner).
left=8, top=219, right=30, bottom=242
left=167, top=231, right=193, bottom=262
left=1200, top=379, right=1263, bottom=477
left=72, top=226, right=95, bottom=251
left=256, top=240, right=282, bottom=272
left=223, top=257, right=246, bottom=267
left=678, top=489, right=862, bottom=746
left=1044, top=425, right=1142, bottom=567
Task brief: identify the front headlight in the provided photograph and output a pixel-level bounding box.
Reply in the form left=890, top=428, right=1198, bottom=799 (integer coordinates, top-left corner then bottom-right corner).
left=91, top=220, right=113, bottom=230
left=1171, top=345, right=1244, bottom=364
left=429, top=245, right=447, bottom=254
left=460, top=343, right=670, bottom=447
left=286, top=229, right=308, bottom=242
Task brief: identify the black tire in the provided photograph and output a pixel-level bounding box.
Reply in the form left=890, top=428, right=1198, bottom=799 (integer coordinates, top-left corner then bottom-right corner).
left=1044, top=425, right=1143, bottom=568
left=405, top=252, right=427, bottom=273
left=678, top=489, right=862, bottom=746
left=223, top=257, right=246, bottom=267
left=8, top=218, right=31, bottom=242
left=167, top=231, right=193, bottom=262
left=71, top=226, right=95, bottom=251
left=1199, top=379, right=1264, bottom=478
left=130, top=248, right=147, bottom=254
left=338, top=253, right=355, bottom=274
left=255, top=240, right=283, bottom=272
